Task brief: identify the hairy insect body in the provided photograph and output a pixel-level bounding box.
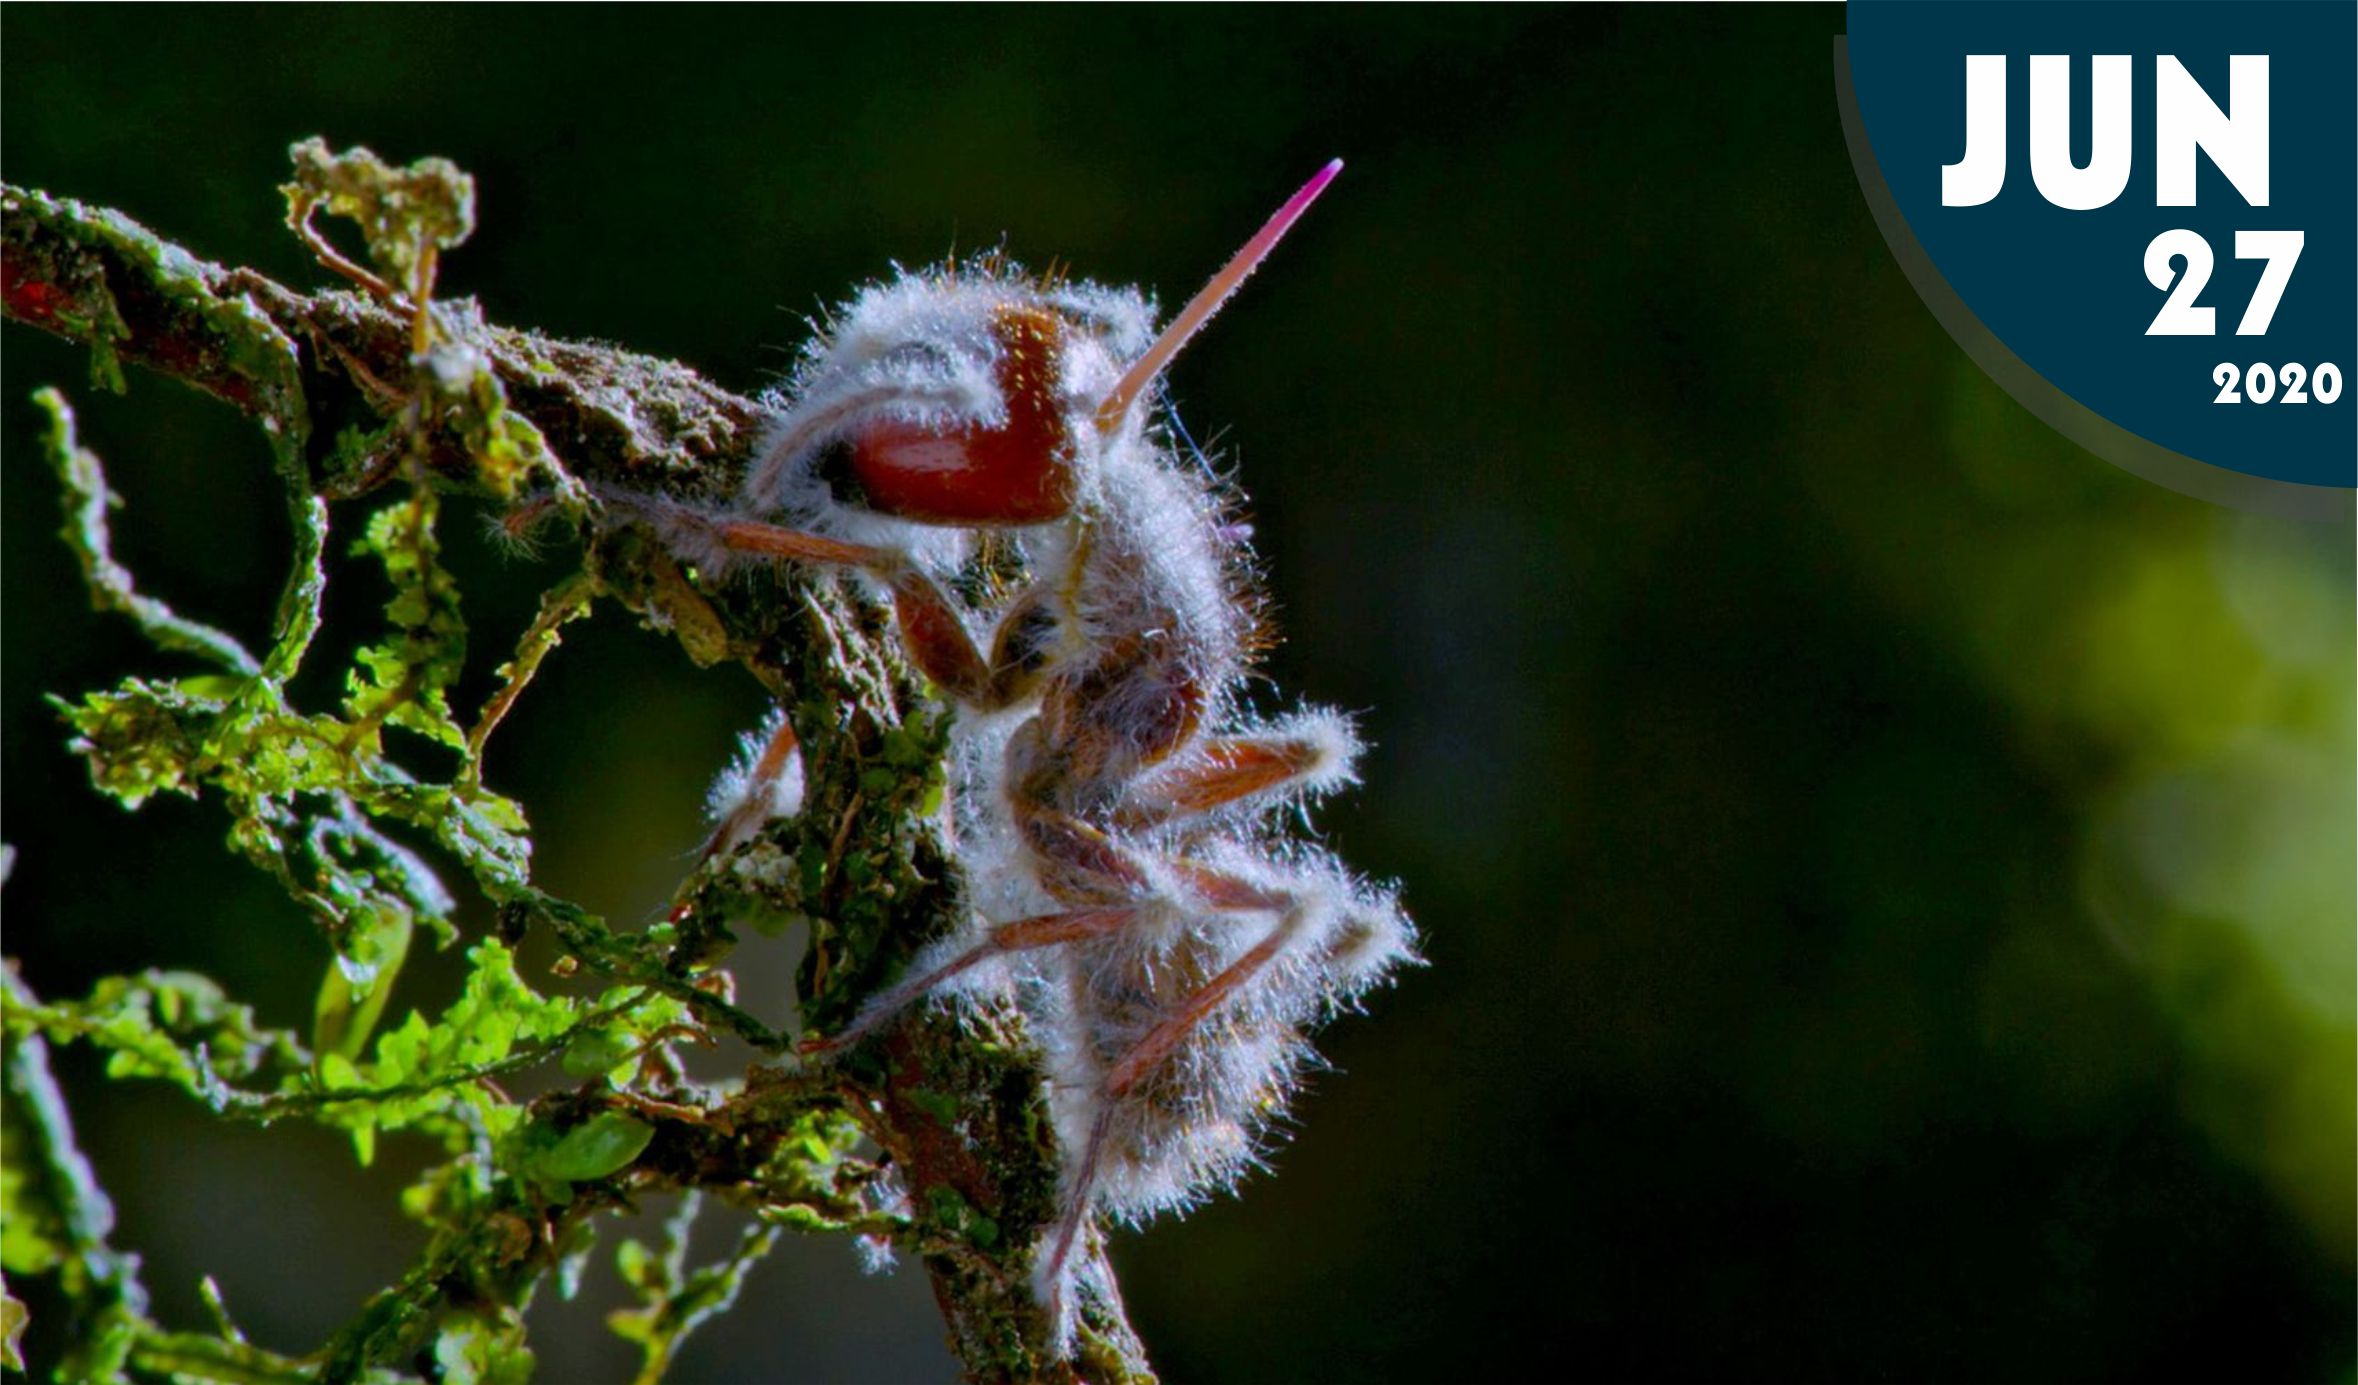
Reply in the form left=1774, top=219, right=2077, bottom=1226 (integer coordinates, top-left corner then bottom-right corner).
left=673, top=164, right=1411, bottom=1346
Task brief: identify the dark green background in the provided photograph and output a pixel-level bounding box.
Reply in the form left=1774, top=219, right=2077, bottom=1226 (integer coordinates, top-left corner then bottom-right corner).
left=5, top=8, right=2351, bottom=1382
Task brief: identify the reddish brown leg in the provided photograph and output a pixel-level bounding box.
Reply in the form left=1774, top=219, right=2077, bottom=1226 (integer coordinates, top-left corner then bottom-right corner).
left=1036, top=1107, right=1115, bottom=1332
left=1115, top=732, right=1340, bottom=829
left=701, top=711, right=803, bottom=860
left=710, top=518, right=890, bottom=569
left=709, top=517, right=1036, bottom=712
left=1104, top=902, right=1308, bottom=1096
left=1004, top=799, right=1323, bottom=1333
left=1035, top=892, right=1308, bottom=1332
left=800, top=905, right=1143, bottom=1054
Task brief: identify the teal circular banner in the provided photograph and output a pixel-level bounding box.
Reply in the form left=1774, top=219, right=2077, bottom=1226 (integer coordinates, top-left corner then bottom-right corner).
left=1839, top=1, right=2354, bottom=517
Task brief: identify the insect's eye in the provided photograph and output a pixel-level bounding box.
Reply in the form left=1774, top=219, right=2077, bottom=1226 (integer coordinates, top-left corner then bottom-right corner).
left=812, top=437, right=867, bottom=506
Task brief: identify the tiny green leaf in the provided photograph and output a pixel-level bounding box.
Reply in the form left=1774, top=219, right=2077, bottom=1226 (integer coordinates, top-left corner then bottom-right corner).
left=1, top=1280, right=27, bottom=1371
left=535, top=1112, right=655, bottom=1184
left=561, top=1027, right=633, bottom=1082
left=314, top=906, right=413, bottom=1062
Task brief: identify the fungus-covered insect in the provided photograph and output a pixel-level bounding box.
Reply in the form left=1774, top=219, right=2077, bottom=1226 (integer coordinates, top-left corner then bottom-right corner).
left=639, top=162, right=1413, bottom=1343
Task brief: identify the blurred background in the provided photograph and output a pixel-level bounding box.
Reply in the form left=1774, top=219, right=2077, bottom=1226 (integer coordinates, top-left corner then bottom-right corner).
left=4, top=7, right=2351, bottom=1382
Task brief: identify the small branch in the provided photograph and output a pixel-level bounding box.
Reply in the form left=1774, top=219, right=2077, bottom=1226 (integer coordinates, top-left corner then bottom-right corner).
left=285, top=192, right=400, bottom=303
left=529, top=894, right=797, bottom=1055
left=1, top=1013, right=151, bottom=1381
left=231, top=988, right=656, bottom=1121
left=5, top=184, right=758, bottom=496
left=462, top=569, right=595, bottom=784
left=125, top=1332, right=315, bottom=1385
left=33, top=387, right=260, bottom=676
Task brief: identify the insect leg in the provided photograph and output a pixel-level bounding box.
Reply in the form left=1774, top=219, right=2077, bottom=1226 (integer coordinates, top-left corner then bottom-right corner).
left=801, top=905, right=1145, bottom=1054
left=1101, top=898, right=1313, bottom=1098
left=1035, top=1103, right=1116, bottom=1343
left=1115, top=727, right=1355, bottom=829
left=706, top=517, right=1033, bottom=711
left=1030, top=878, right=1318, bottom=1342
left=701, top=708, right=804, bottom=859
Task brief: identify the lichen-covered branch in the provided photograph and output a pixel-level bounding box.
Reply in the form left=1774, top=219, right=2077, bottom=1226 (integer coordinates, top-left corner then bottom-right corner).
left=1, top=1011, right=152, bottom=1383
left=3, top=154, right=1151, bottom=1382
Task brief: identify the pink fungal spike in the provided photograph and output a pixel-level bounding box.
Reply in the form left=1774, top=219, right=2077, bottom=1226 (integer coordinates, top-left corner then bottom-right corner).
left=1093, top=158, right=1344, bottom=434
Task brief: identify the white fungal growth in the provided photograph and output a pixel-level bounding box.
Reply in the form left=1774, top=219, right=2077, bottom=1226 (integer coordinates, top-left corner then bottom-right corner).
left=658, top=164, right=1411, bottom=1356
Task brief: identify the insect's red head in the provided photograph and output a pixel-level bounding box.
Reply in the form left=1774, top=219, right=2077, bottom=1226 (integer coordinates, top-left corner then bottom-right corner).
left=837, top=303, right=1077, bottom=526
left=776, top=160, right=1342, bottom=531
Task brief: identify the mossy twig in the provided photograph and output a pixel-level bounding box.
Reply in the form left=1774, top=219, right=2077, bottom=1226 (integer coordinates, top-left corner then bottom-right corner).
left=4, top=154, right=1153, bottom=1383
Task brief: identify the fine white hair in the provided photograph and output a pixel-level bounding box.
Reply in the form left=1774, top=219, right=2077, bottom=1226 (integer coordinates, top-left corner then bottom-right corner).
left=667, top=246, right=1414, bottom=1357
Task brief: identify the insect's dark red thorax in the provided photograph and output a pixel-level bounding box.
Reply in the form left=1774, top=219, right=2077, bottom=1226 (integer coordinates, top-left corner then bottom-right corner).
left=846, top=305, right=1076, bottom=525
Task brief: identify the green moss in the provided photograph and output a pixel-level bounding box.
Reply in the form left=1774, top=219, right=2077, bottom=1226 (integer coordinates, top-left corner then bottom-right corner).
left=4, top=143, right=1149, bottom=1382
left=283, top=137, right=475, bottom=299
